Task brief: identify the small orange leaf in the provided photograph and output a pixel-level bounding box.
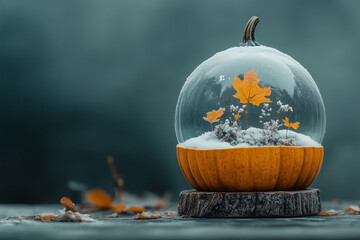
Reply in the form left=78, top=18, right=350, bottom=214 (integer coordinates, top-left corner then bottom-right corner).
left=232, top=69, right=271, bottom=106
left=318, top=209, right=337, bottom=216
left=112, top=203, right=126, bottom=212
left=133, top=211, right=162, bottom=220
left=282, top=117, right=300, bottom=130
left=345, top=205, right=360, bottom=213
left=234, top=114, right=240, bottom=121
left=203, top=108, right=225, bottom=124
left=165, top=211, right=177, bottom=216
left=60, top=197, right=78, bottom=212
left=85, top=189, right=113, bottom=209
left=35, top=213, right=59, bottom=222
left=127, top=206, right=146, bottom=213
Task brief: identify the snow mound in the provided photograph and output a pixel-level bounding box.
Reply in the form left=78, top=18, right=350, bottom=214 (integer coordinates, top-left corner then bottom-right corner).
left=179, top=127, right=321, bottom=150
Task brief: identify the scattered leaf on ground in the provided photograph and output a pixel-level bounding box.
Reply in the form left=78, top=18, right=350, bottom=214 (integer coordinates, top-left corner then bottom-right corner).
left=127, top=206, right=146, bottom=213
left=134, top=211, right=162, bottom=220
left=59, top=209, right=95, bottom=222
left=319, top=209, right=337, bottom=216
left=112, top=203, right=126, bottom=212
left=165, top=211, right=177, bottom=217
left=85, top=188, right=127, bottom=212
left=85, top=189, right=113, bottom=209
left=345, top=205, right=360, bottom=213
left=60, top=196, right=78, bottom=212
left=35, top=213, right=59, bottom=222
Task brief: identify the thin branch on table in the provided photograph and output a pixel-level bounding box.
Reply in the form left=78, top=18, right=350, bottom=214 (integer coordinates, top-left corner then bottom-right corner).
left=107, top=155, right=124, bottom=203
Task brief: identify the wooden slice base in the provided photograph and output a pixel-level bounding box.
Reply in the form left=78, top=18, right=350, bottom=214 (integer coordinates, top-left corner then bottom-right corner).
left=178, top=188, right=321, bottom=218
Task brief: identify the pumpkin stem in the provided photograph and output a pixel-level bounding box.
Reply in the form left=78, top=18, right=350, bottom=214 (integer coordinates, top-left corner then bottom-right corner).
left=242, top=16, right=260, bottom=46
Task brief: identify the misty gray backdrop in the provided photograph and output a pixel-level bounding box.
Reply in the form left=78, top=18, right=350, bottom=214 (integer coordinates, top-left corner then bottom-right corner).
left=0, top=0, right=359, bottom=203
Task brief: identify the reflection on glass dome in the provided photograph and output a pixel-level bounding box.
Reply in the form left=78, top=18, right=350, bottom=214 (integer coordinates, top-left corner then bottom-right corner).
left=175, top=18, right=325, bottom=149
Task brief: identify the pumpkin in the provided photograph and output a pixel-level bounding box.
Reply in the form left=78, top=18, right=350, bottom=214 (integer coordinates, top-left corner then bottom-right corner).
left=175, top=16, right=326, bottom=191
left=177, top=146, right=323, bottom=191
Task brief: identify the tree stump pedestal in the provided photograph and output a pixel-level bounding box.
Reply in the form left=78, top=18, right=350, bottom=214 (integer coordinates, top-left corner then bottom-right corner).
left=178, top=188, right=321, bottom=218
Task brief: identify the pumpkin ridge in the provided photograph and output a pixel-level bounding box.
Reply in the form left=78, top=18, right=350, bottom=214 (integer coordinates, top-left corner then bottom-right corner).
left=248, top=148, right=256, bottom=191
left=214, top=152, right=226, bottom=191
left=177, top=148, right=191, bottom=185
left=197, top=151, right=214, bottom=190
left=193, top=152, right=211, bottom=191
left=286, top=148, right=297, bottom=189
left=287, top=148, right=305, bottom=190
left=291, top=148, right=307, bottom=190
left=215, top=151, right=228, bottom=191
left=187, top=150, right=206, bottom=190
left=274, top=148, right=284, bottom=190
left=305, top=148, right=323, bottom=188
left=181, top=147, right=202, bottom=190
left=299, top=148, right=315, bottom=189
left=204, top=152, right=220, bottom=191
left=301, top=149, right=316, bottom=189
left=315, top=149, right=324, bottom=179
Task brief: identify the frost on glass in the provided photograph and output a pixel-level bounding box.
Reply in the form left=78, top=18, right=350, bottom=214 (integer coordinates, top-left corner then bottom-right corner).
left=175, top=44, right=326, bottom=148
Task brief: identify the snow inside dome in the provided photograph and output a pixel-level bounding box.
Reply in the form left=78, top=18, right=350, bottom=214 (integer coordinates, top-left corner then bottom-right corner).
left=175, top=18, right=326, bottom=150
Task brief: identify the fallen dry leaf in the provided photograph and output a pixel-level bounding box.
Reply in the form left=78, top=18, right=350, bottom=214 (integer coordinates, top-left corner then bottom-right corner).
left=127, top=206, right=146, bottom=213
left=86, top=189, right=113, bottom=209
left=85, top=189, right=127, bottom=212
left=60, top=197, right=78, bottom=212
left=112, top=203, right=126, bottom=212
left=60, top=210, right=94, bottom=222
left=318, top=209, right=337, bottom=216
left=35, top=213, right=59, bottom=222
left=134, top=211, right=162, bottom=220
left=165, top=211, right=177, bottom=217
left=345, top=205, right=360, bottom=213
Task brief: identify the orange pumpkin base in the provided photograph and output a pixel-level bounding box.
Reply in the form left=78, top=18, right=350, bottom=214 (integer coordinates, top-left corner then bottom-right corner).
left=177, top=145, right=323, bottom=191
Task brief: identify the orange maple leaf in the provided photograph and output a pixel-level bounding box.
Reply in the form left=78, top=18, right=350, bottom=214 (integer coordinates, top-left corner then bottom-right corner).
left=86, top=189, right=126, bottom=211
left=203, top=108, right=225, bottom=124
left=86, top=189, right=113, bottom=209
left=234, top=114, right=240, bottom=121
left=282, top=117, right=300, bottom=130
left=232, top=69, right=271, bottom=106
left=127, top=206, right=146, bottom=213
left=203, top=108, right=225, bottom=131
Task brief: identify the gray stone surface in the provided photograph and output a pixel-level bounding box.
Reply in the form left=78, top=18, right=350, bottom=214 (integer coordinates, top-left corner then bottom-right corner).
left=0, top=201, right=359, bottom=240
left=178, top=189, right=321, bottom=218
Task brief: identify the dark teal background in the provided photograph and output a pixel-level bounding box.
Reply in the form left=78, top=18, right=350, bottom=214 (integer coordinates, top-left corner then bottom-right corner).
left=1, top=0, right=359, bottom=203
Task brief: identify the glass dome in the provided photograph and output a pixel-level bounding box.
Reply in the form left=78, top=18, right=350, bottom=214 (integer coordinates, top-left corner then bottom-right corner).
left=175, top=17, right=326, bottom=147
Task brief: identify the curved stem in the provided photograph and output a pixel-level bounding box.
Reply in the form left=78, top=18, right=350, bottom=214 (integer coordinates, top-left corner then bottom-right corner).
left=242, top=16, right=260, bottom=44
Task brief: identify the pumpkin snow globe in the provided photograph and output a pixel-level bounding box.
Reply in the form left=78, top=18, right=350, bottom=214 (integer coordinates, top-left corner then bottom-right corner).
left=175, top=16, right=325, bottom=192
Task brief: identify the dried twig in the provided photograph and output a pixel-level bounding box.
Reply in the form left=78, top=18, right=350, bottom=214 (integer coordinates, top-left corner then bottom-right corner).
left=107, top=155, right=124, bottom=203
